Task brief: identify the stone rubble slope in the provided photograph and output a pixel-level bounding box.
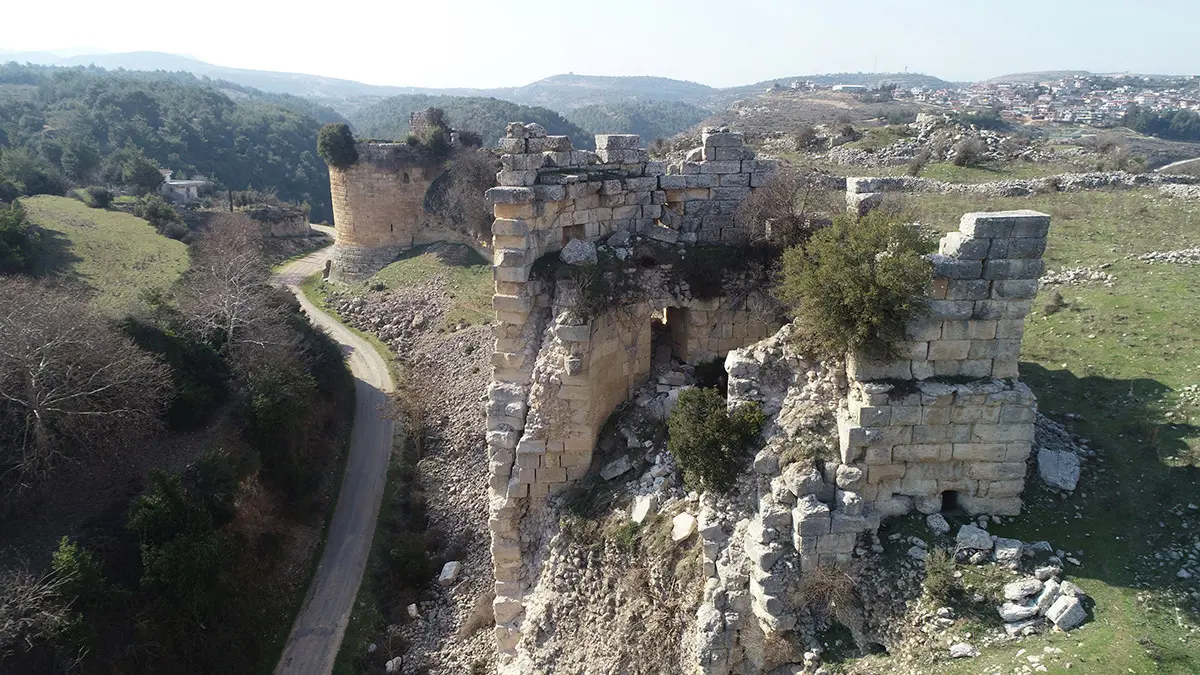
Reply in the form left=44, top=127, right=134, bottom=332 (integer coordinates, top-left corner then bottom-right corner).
left=328, top=272, right=498, bottom=673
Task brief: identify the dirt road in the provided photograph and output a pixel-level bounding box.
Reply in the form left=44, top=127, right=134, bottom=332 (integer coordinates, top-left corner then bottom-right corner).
left=274, top=239, right=396, bottom=675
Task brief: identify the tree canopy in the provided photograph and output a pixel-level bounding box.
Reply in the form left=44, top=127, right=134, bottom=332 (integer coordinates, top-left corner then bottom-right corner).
left=0, top=63, right=335, bottom=220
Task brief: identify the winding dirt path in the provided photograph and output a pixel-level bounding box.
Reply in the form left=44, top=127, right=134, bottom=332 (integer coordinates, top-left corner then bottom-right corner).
left=274, top=235, right=396, bottom=675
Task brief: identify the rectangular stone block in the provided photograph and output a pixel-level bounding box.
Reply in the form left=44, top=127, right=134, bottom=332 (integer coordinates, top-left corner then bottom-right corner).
left=891, top=406, right=922, bottom=425
left=699, top=160, right=744, bottom=174
left=928, top=340, right=970, bottom=360
left=991, top=279, right=1039, bottom=299
left=939, top=232, right=991, bottom=259
left=928, top=300, right=975, bottom=320
left=702, top=131, right=745, bottom=147
left=893, top=443, right=948, bottom=462
left=933, top=255, right=983, bottom=280
left=914, top=424, right=956, bottom=446
left=867, top=463, right=905, bottom=483
left=595, top=134, right=641, bottom=150
left=971, top=423, right=1035, bottom=443
left=1000, top=404, right=1036, bottom=424
left=966, top=462, right=1027, bottom=481
left=946, top=279, right=991, bottom=300
left=952, top=443, right=1007, bottom=461
left=487, top=186, right=535, bottom=204
left=907, top=320, right=944, bottom=341
left=1004, top=442, right=1033, bottom=461
left=1008, top=237, right=1048, bottom=259
left=983, top=259, right=1045, bottom=280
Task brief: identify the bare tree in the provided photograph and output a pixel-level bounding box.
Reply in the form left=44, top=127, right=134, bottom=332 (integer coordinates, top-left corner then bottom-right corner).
left=0, top=279, right=171, bottom=491
left=180, top=214, right=286, bottom=355
left=0, top=566, right=71, bottom=659
left=735, top=166, right=843, bottom=248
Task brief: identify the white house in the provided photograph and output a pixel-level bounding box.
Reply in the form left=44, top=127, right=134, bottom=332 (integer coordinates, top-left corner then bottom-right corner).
left=159, top=170, right=208, bottom=203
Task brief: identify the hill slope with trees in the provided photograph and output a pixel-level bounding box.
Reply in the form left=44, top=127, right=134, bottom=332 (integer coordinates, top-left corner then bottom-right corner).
left=348, top=94, right=594, bottom=148
left=0, top=63, right=337, bottom=221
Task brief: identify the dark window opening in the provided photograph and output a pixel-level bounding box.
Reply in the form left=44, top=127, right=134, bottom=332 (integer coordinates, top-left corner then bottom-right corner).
left=638, top=255, right=658, bottom=269
left=941, top=490, right=960, bottom=513
left=402, top=172, right=410, bottom=183
left=390, top=223, right=394, bottom=232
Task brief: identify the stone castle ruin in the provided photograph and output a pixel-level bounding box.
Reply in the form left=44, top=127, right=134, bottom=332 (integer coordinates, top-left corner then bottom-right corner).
left=477, top=124, right=1050, bottom=671
left=325, top=120, right=1053, bottom=672
left=327, top=110, right=495, bottom=281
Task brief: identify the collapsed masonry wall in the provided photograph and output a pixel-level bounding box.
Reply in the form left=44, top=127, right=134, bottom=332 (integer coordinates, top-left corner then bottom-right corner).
left=328, top=142, right=490, bottom=281
left=485, top=124, right=779, bottom=661
left=692, top=211, right=1052, bottom=670
left=837, top=210, right=1050, bottom=520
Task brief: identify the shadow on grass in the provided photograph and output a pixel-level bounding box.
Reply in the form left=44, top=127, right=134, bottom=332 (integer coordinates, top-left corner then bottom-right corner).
left=1015, top=361, right=1200, bottom=630
left=393, top=241, right=488, bottom=269
left=31, top=227, right=83, bottom=279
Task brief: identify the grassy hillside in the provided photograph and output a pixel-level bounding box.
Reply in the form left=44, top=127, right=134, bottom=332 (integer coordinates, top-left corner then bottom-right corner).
left=21, top=195, right=188, bottom=316
left=876, top=189, right=1200, bottom=674
left=349, top=94, right=594, bottom=148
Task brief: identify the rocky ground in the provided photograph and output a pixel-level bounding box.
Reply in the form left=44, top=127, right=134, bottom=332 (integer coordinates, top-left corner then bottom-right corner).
left=329, top=273, right=498, bottom=673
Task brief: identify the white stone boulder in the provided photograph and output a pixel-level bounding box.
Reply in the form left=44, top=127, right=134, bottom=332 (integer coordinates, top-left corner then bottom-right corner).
left=385, top=656, right=403, bottom=673
left=672, top=512, right=697, bottom=542
left=1046, top=594, right=1087, bottom=631
left=1002, top=578, right=1043, bottom=601
left=956, top=524, right=993, bottom=552
left=949, top=643, right=978, bottom=658
left=438, top=561, right=461, bottom=586
left=631, top=494, right=659, bottom=524
left=926, top=513, right=951, bottom=536
left=998, top=601, right=1039, bottom=622
left=1037, top=447, right=1080, bottom=491
left=601, top=455, right=633, bottom=481
left=560, top=238, right=598, bottom=265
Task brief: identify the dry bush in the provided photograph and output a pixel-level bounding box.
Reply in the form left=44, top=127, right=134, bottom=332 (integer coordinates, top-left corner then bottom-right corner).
left=951, top=137, right=986, bottom=167
left=180, top=214, right=287, bottom=355
left=798, top=564, right=870, bottom=651
left=0, top=279, right=170, bottom=494
left=0, top=566, right=70, bottom=658
left=734, top=166, right=842, bottom=248
left=425, top=148, right=498, bottom=242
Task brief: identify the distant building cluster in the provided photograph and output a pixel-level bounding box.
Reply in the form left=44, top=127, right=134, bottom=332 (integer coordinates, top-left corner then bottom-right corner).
left=911, top=74, right=1200, bottom=126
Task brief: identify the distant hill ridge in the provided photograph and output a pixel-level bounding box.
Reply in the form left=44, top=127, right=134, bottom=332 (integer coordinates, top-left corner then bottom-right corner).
left=0, top=50, right=958, bottom=112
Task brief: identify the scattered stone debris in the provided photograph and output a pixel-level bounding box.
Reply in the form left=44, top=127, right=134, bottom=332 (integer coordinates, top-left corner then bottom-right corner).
left=559, top=237, right=598, bottom=265
left=439, top=561, right=462, bottom=586
left=949, top=642, right=979, bottom=658
left=1038, top=266, right=1115, bottom=288
left=1037, top=448, right=1081, bottom=491
left=1140, top=247, right=1200, bottom=265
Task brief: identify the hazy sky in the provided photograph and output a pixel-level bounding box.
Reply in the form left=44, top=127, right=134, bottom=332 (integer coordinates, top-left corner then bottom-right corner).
left=5, top=0, right=1198, bottom=87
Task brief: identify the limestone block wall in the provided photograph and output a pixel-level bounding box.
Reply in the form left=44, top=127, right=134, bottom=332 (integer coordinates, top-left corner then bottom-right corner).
left=836, top=209, right=1050, bottom=518
left=846, top=210, right=1049, bottom=382
left=484, top=123, right=780, bottom=661
left=328, top=142, right=489, bottom=282
left=669, top=298, right=777, bottom=364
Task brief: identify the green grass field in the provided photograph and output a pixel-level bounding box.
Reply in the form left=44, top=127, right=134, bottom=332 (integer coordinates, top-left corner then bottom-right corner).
left=879, top=189, right=1200, bottom=674
left=22, top=195, right=189, bottom=317
left=363, top=243, right=494, bottom=328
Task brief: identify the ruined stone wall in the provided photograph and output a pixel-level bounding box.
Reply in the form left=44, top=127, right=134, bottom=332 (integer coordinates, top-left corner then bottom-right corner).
left=484, top=124, right=779, bottom=663
left=836, top=209, right=1050, bottom=518
left=328, top=142, right=489, bottom=281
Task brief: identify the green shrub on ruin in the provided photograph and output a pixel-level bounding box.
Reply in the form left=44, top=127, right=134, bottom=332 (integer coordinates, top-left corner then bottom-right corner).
left=667, top=387, right=764, bottom=492
left=777, top=211, right=934, bottom=360
left=317, top=122, right=359, bottom=170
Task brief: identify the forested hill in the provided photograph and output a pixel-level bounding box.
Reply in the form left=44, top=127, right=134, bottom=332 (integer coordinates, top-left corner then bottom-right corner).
left=349, top=94, right=594, bottom=148
left=565, top=100, right=709, bottom=143
left=0, top=63, right=338, bottom=221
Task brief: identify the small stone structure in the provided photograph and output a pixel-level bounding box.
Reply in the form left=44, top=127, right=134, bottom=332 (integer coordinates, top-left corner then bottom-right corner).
left=835, top=209, right=1048, bottom=520
left=328, top=140, right=491, bottom=282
